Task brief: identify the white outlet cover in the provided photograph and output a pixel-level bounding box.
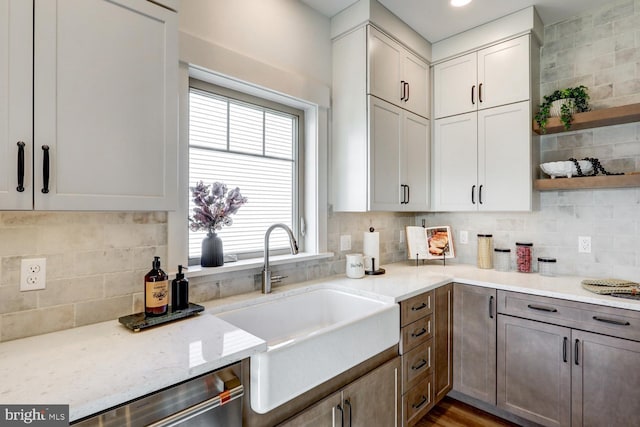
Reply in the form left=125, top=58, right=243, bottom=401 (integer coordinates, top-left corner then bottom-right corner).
left=459, top=230, right=469, bottom=244
left=340, top=235, right=351, bottom=251
left=578, top=236, right=591, bottom=253
left=20, top=258, right=46, bottom=291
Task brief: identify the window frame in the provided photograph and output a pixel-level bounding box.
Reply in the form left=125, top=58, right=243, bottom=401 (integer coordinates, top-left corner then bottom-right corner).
left=187, top=78, right=305, bottom=263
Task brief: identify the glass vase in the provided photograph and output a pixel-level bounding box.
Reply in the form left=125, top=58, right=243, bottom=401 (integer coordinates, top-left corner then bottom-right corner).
left=201, top=232, right=224, bottom=267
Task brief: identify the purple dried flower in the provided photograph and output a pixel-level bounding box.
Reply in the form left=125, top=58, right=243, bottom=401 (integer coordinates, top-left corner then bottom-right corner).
left=188, top=181, right=247, bottom=233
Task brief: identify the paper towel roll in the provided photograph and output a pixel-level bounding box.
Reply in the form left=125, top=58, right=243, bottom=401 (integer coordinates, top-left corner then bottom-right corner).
left=363, top=231, right=380, bottom=270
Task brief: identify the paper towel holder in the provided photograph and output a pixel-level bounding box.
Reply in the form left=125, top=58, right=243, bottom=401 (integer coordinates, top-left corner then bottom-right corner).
left=364, top=227, right=385, bottom=275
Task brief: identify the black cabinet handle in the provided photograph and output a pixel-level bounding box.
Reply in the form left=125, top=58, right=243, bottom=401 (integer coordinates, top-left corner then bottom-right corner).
left=411, top=302, right=427, bottom=311
left=337, top=404, right=344, bottom=427
left=563, top=337, right=568, bottom=363
left=344, top=399, right=352, bottom=427
left=406, top=184, right=410, bottom=204
left=527, top=304, right=558, bottom=313
left=412, top=395, right=428, bottom=410
left=411, top=327, right=427, bottom=338
left=479, top=184, right=483, bottom=204
left=471, top=185, right=476, bottom=204
left=17, top=141, right=25, bottom=192
left=405, top=81, right=410, bottom=102
left=471, top=85, right=475, bottom=105
left=41, top=145, right=50, bottom=194
left=400, top=80, right=406, bottom=101
left=411, top=358, right=428, bottom=371
left=489, top=295, right=494, bottom=319
left=592, top=316, right=630, bottom=326
left=575, top=339, right=580, bottom=365
left=479, top=83, right=483, bottom=103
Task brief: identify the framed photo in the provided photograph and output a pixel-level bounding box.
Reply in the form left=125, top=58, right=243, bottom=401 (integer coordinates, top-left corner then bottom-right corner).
left=406, top=225, right=455, bottom=260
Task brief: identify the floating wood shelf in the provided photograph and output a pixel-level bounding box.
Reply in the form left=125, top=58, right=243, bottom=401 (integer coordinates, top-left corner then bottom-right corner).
left=533, top=103, right=640, bottom=134
left=535, top=174, right=640, bottom=191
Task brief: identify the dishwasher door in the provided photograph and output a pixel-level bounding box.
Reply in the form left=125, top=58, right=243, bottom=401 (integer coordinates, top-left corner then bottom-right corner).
left=73, top=363, right=243, bottom=427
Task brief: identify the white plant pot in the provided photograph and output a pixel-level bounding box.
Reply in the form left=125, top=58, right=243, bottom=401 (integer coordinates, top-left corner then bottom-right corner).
left=550, top=98, right=576, bottom=117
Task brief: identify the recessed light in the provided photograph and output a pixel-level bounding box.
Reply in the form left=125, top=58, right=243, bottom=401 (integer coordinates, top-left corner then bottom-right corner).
left=451, top=0, right=472, bottom=7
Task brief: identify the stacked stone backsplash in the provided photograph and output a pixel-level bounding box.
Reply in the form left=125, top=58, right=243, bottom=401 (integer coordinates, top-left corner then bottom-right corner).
left=421, top=0, right=640, bottom=279
left=0, top=210, right=411, bottom=342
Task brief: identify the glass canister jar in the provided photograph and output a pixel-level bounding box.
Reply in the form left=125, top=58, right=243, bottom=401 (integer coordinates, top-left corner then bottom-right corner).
left=477, top=234, right=493, bottom=269
left=538, top=257, right=557, bottom=277
left=494, top=248, right=511, bottom=272
left=516, top=242, right=533, bottom=273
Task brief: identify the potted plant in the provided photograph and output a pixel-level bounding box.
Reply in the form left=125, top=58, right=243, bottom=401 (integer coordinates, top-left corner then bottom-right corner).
left=535, top=85, right=590, bottom=133
left=189, top=181, right=248, bottom=267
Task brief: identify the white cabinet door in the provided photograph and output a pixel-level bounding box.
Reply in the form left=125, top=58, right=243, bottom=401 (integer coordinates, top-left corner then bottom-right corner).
left=368, top=26, right=403, bottom=107
left=403, top=50, right=430, bottom=118
left=478, top=101, right=531, bottom=211
left=0, top=0, right=32, bottom=210
left=477, top=35, right=530, bottom=111
left=432, top=112, right=477, bottom=211
left=33, top=0, right=178, bottom=211
left=369, top=97, right=401, bottom=211
left=433, top=52, right=476, bottom=119
left=402, top=112, right=429, bottom=211
left=369, top=26, right=429, bottom=118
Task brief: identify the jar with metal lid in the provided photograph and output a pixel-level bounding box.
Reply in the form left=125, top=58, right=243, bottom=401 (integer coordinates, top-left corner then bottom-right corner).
left=477, top=234, right=493, bottom=269
left=494, top=248, right=511, bottom=272
left=538, top=257, right=557, bottom=277
left=516, top=242, right=533, bottom=273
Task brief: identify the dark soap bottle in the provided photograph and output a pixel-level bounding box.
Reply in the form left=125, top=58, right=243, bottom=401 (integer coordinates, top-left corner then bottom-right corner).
left=144, top=256, right=169, bottom=316
left=171, top=265, right=189, bottom=312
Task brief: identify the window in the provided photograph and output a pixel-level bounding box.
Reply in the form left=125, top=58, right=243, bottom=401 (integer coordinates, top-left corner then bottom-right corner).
left=188, top=80, right=303, bottom=262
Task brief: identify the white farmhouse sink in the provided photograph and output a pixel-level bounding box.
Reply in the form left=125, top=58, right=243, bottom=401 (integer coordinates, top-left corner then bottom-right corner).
left=216, top=288, right=399, bottom=413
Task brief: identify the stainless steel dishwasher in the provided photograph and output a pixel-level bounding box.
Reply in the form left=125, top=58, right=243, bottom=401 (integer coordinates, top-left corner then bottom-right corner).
left=72, top=362, right=243, bottom=427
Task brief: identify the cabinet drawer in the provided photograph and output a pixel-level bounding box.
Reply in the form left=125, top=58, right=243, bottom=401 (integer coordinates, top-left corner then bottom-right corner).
left=401, top=315, right=432, bottom=354
left=403, top=374, right=433, bottom=427
left=498, top=290, right=640, bottom=342
left=402, top=339, right=432, bottom=393
left=401, top=291, right=433, bottom=326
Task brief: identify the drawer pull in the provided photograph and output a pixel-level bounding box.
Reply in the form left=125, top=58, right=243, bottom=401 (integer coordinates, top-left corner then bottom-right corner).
left=411, top=358, right=427, bottom=371
left=563, top=337, right=568, bottom=363
left=412, top=395, right=428, bottom=410
left=411, top=328, right=427, bottom=338
left=489, top=295, right=494, bottom=319
left=575, top=339, right=580, bottom=365
left=527, top=304, right=558, bottom=313
left=592, top=316, right=630, bottom=326
left=411, top=302, right=427, bottom=311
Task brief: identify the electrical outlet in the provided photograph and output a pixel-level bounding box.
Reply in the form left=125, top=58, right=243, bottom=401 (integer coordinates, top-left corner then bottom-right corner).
left=399, top=229, right=405, bottom=244
left=578, top=236, right=591, bottom=253
left=459, top=230, right=469, bottom=245
left=20, top=258, right=46, bottom=291
left=340, top=235, right=351, bottom=251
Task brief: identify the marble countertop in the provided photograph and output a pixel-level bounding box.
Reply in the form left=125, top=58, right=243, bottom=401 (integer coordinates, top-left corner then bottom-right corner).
left=1, top=261, right=638, bottom=422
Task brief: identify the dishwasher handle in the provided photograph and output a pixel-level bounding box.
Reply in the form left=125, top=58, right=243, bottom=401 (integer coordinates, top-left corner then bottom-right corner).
left=147, top=382, right=244, bottom=427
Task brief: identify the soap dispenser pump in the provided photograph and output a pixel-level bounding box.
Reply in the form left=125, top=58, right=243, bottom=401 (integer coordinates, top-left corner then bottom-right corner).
left=171, top=265, right=189, bottom=312
left=144, top=256, right=169, bottom=316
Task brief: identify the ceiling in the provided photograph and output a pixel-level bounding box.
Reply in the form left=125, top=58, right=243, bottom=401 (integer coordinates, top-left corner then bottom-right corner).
left=300, top=0, right=606, bottom=42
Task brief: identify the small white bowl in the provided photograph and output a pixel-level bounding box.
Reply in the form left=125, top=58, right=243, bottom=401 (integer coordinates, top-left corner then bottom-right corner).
left=540, top=161, right=593, bottom=179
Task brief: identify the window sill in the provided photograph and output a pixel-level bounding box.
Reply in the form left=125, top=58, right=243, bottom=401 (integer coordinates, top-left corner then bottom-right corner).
left=186, top=252, right=334, bottom=278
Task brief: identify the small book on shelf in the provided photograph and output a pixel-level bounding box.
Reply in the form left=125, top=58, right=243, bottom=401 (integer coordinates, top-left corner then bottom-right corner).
left=406, top=225, right=455, bottom=260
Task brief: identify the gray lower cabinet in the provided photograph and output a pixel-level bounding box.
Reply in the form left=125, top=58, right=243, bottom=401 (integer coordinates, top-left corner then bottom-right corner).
left=572, top=330, right=640, bottom=427
left=452, top=284, right=496, bottom=405
left=497, top=314, right=571, bottom=427
left=280, top=356, right=401, bottom=427
left=497, top=290, right=640, bottom=427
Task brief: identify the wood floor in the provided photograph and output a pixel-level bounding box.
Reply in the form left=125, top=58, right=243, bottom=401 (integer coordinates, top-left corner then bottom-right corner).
left=415, top=397, right=518, bottom=427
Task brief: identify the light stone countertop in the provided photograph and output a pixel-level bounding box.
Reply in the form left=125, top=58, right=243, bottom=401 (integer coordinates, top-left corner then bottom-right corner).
left=1, top=261, right=638, bottom=422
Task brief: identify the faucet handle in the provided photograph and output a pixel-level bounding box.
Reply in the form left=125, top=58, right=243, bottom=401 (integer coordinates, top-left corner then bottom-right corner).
left=271, top=275, right=287, bottom=284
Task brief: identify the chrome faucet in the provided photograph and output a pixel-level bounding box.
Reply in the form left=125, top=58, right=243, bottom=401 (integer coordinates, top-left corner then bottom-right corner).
left=262, top=223, right=299, bottom=294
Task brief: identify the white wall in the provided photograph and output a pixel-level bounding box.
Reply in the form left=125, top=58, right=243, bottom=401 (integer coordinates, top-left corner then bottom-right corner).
left=179, top=0, right=332, bottom=87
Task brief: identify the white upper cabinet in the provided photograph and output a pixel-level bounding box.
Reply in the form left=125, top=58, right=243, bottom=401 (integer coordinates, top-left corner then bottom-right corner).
left=332, top=24, right=431, bottom=212
left=0, top=0, right=32, bottom=210
left=434, top=35, right=530, bottom=119
left=433, top=101, right=532, bottom=212
left=1, top=0, right=178, bottom=211
left=368, top=26, right=429, bottom=118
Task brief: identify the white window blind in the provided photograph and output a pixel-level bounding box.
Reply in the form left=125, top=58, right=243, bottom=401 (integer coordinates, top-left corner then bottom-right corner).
left=188, top=86, right=299, bottom=260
